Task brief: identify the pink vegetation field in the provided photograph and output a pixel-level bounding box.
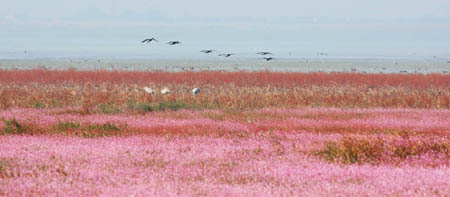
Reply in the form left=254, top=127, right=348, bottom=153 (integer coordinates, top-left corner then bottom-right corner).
left=1, top=70, right=450, bottom=196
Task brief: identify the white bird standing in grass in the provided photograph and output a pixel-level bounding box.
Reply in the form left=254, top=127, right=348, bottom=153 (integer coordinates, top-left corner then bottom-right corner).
left=161, top=88, right=170, bottom=94
left=143, top=87, right=154, bottom=94
left=192, top=88, right=200, bottom=95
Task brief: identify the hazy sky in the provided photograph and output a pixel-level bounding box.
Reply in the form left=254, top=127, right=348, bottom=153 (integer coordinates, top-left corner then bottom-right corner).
left=1, top=0, right=450, bottom=58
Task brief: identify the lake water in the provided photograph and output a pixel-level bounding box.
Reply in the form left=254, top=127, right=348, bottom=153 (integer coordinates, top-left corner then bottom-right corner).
left=0, top=58, right=449, bottom=74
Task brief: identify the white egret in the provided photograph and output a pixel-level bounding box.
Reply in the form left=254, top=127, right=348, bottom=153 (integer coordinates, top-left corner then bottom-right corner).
left=143, top=87, right=154, bottom=94
left=192, top=88, right=200, bottom=95
left=161, top=88, right=170, bottom=94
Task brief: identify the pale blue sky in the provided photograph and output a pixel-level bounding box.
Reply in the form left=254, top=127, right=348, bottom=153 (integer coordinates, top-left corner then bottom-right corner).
left=1, top=0, right=450, bottom=58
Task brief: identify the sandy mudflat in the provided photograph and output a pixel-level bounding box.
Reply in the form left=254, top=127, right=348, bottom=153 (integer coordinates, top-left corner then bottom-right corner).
left=0, top=58, right=449, bottom=73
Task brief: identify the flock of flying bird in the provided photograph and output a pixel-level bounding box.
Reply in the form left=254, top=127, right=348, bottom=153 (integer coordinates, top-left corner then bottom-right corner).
left=142, top=37, right=276, bottom=61
left=141, top=37, right=276, bottom=96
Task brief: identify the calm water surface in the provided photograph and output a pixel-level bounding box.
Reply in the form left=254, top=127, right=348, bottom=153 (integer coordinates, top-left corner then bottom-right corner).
left=1, top=58, right=449, bottom=74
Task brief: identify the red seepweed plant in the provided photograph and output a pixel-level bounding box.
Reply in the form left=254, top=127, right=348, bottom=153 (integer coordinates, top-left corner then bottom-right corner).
left=1, top=69, right=450, bottom=88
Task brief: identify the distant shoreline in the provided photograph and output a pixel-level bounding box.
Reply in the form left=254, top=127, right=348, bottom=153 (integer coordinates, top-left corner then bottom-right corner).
left=1, top=58, right=449, bottom=74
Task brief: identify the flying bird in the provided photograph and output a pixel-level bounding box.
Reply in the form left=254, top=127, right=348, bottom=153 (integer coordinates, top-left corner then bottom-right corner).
left=257, top=52, right=272, bottom=55
left=218, top=53, right=234, bottom=58
left=200, top=50, right=216, bottom=54
left=167, top=41, right=181, bottom=45
left=142, top=38, right=158, bottom=43
left=262, top=57, right=276, bottom=61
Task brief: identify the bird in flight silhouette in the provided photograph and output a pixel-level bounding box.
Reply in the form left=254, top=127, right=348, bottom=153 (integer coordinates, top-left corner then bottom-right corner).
left=200, top=50, right=216, bottom=54
left=262, top=57, right=276, bottom=61
left=219, top=53, right=234, bottom=58
left=167, top=41, right=181, bottom=45
left=142, top=38, right=158, bottom=43
left=257, top=52, right=272, bottom=55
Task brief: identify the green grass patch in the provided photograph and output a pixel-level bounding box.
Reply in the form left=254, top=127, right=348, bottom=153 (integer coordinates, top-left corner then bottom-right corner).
left=53, top=121, right=122, bottom=137
left=2, top=118, right=26, bottom=135
left=33, top=101, right=45, bottom=109
left=80, top=122, right=122, bottom=138
left=0, top=157, right=15, bottom=178
left=96, top=103, right=122, bottom=114
left=85, top=122, right=119, bottom=132
left=316, top=137, right=450, bottom=165
left=316, top=137, right=388, bottom=164
left=54, top=122, right=81, bottom=133
left=128, top=100, right=201, bottom=112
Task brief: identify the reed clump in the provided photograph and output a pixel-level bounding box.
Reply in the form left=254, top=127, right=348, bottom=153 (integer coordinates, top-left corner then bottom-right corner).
left=0, top=69, right=449, bottom=111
